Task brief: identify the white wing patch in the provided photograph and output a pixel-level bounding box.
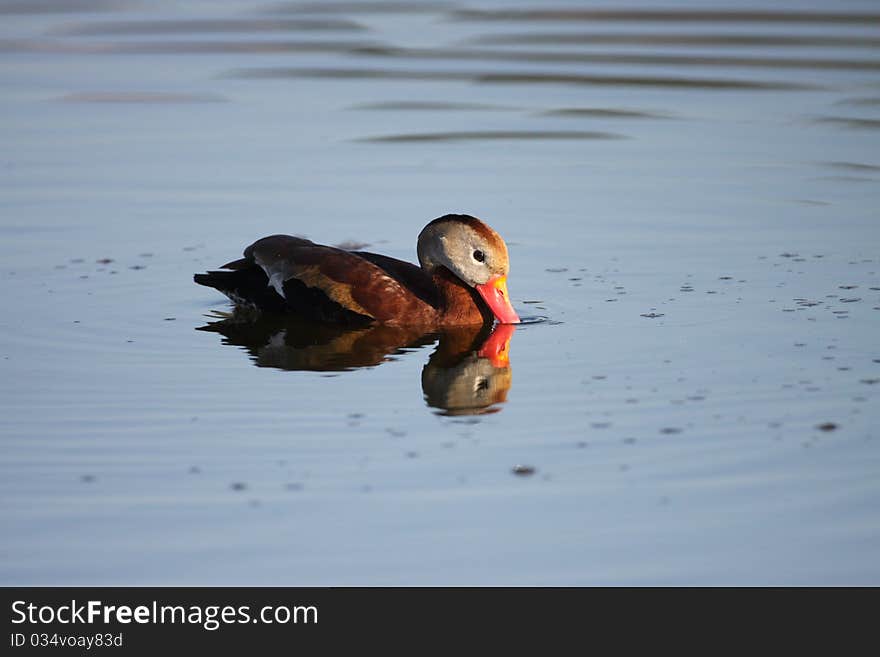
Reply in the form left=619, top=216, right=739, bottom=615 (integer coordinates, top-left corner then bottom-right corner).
left=267, top=271, right=287, bottom=299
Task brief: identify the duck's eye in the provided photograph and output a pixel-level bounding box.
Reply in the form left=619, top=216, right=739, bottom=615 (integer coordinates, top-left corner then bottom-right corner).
left=472, top=249, right=485, bottom=263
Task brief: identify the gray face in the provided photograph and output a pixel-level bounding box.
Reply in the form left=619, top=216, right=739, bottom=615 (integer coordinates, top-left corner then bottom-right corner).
left=417, top=221, right=508, bottom=286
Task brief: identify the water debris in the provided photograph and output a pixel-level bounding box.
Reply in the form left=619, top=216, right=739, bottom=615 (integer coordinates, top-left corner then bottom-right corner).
left=816, top=422, right=838, bottom=432
left=660, top=427, right=683, bottom=434
left=512, top=464, right=536, bottom=476
left=80, top=474, right=96, bottom=483
left=840, top=298, right=861, bottom=303
left=96, top=258, right=114, bottom=264
left=188, top=466, right=201, bottom=474
left=640, top=312, right=665, bottom=318
left=230, top=482, right=248, bottom=491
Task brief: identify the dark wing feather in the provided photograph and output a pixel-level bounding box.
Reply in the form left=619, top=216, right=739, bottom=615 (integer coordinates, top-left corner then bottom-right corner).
left=246, top=235, right=437, bottom=324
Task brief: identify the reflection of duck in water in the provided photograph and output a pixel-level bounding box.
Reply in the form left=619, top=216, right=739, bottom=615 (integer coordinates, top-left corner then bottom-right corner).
left=194, top=214, right=520, bottom=327
left=422, top=323, right=514, bottom=416
left=197, top=317, right=515, bottom=415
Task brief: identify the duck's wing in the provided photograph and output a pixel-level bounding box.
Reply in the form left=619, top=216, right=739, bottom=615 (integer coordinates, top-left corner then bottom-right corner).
left=349, top=250, right=441, bottom=308
left=245, top=235, right=437, bottom=324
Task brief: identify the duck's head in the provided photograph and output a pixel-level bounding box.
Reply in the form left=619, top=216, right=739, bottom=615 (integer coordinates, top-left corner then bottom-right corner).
left=417, top=214, right=521, bottom=324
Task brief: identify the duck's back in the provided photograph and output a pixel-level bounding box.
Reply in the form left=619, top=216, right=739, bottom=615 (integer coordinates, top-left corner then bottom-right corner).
left=194, top=235, right=441, bottom=325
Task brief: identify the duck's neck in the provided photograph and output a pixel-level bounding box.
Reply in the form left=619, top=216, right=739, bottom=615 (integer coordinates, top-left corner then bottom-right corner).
left=431, top=267, right=494, bottom=326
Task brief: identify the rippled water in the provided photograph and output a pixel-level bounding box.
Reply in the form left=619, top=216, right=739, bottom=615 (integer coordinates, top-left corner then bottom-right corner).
left=1, top=0, right=878, bottom=585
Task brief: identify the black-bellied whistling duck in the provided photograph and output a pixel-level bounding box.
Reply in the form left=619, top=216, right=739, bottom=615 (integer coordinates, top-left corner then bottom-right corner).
left=194, top=214, right=520, bottom=327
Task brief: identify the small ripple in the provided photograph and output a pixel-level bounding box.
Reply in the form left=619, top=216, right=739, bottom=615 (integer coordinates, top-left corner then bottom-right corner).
left=357, top=130, right=625, bottom=143
left=50, top=17, right=366, bottom=35
left=449, top=8, right=880, bottom=25
left=813, top=116, right=880, bottom=130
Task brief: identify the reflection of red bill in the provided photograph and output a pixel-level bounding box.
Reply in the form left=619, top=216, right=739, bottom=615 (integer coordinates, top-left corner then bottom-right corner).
left=475, top=275, right=521, bottom=325
left=478, top=323, right=516, bottom=368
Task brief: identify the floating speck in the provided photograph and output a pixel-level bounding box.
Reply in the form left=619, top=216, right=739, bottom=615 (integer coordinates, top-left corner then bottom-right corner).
left=816, top=422, right=838, bottom=432
left=230, top=482, right=247, bottom=491
left=660, top=427, right=683, bottom=435
left=80, top=474, right=96, bottom=483
left=96, top=258, right=114, bottom=264
left=512, top=464, right=536, bottom=476
left=640, top=312, right=665, bottom=318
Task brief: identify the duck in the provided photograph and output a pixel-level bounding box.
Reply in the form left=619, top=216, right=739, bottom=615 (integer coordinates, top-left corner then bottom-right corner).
left=194, top=214, right=520, bottom=327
